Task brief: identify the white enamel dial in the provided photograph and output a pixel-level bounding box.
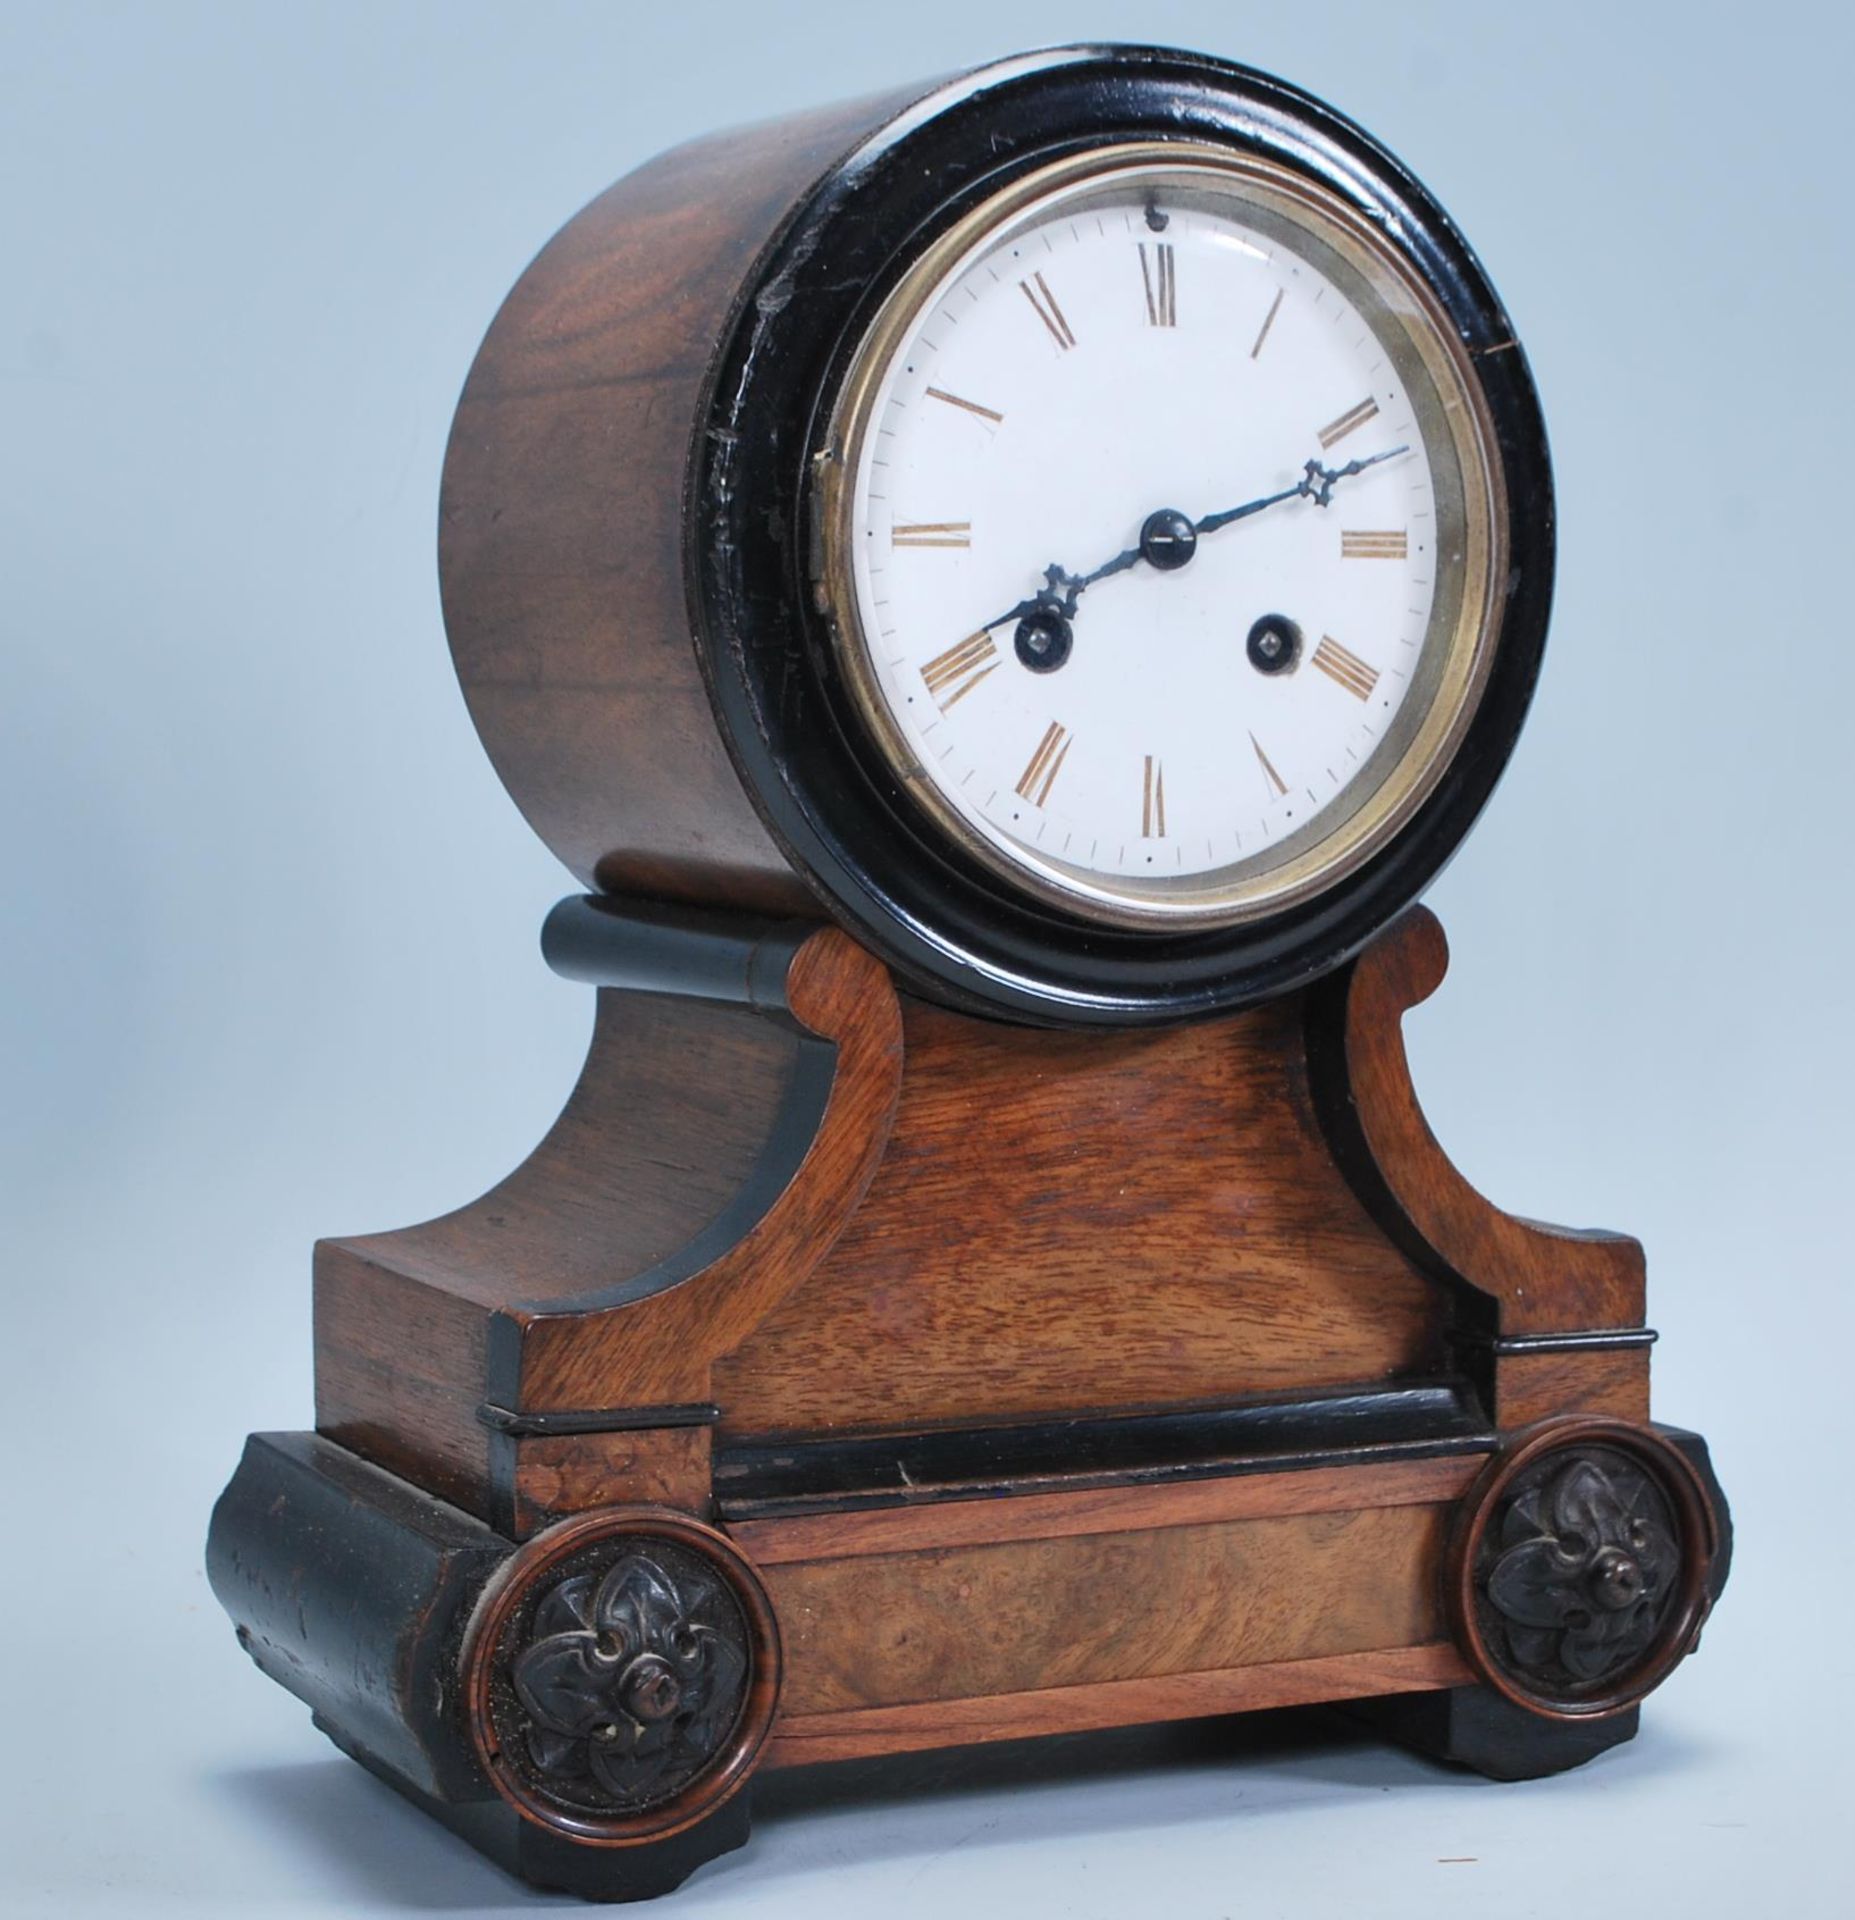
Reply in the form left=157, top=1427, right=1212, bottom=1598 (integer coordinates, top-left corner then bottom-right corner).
left=820, top=150, right=1500, bottom=929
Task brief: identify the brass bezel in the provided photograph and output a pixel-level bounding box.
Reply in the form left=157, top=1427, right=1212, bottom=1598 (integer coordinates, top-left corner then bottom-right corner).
left=812, top=142, right=1507, bottom=932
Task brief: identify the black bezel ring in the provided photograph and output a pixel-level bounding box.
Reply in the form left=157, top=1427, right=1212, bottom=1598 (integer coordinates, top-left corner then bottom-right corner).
left=689, top=43, right=1553, bottom=1027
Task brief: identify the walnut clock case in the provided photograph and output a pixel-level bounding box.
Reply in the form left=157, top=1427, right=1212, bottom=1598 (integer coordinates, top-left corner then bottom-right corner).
left=208, top=45, right=1731, bottom=1901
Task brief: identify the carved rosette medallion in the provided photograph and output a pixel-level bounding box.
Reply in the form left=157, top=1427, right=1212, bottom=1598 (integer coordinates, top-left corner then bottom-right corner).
left=1452, top=1422, right=1714, bottom=1717
left=465, top=1509, right=780, bottom=1841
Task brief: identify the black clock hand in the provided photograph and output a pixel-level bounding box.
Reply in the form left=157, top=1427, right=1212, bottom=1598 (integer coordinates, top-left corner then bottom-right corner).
left=976, top=444, right=1410, bottom=640
left=973, top=534, right=1157, bottom=636
left=976, top=563, right=1089, bottom=638
left=1193, top=445, right=1409, bottom=536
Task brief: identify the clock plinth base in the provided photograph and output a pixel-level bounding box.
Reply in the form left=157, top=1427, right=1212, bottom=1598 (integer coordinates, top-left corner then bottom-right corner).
left=208, top=902, right=1730, bottom=1897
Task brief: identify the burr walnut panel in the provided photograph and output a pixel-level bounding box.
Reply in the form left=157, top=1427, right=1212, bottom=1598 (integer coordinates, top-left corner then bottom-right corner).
left=762, top=1501, right=1453, bottom=1716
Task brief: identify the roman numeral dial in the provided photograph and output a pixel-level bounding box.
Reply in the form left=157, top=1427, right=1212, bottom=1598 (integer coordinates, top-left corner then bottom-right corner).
left=919, top=631, right=997, bottom=711
left=1318, top=397, right=1380, bottom=449
left=893, top=521, right=971, bottom=549
left=925, top=386, right=1004, bottom=425
left=1341, top=530, right=1407, bottom=560
left=1015, top=723, right=1072, bottom=806
left=1141, top=756, right=1166, bottom=837
left=1139, top=243, right=1176, bottom=327
left=834, top=163, right=1459, bottom=919
left=1311, top=636, right=1381, bottom=700
left=1019, top=271, right=1076, bottom=350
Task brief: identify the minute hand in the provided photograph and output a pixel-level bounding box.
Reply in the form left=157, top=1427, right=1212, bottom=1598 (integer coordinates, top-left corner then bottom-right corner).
left=1194, top=444, right=1409, bottom=538
left=974, top=443, right=1410, bottom=638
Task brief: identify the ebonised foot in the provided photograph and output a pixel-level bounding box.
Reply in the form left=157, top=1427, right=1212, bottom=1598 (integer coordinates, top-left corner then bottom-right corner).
left=208, top=1435, right=778, bottom=1902
left=1358, top=1684, right=1639, bottom=1782
left=329, top=1722, right=752, bottom=1901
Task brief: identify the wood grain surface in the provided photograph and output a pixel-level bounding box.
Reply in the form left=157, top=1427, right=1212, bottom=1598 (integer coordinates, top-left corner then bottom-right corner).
left=440, top=81, right=929, bottom=910
left=716, top=992, right=1445, bottom=1435
left=1316, top=908, right=1647, bottom=1339
left=1491, top=1346, right=1650, bottom=1430
left=315, top=926, right=903, bottom=1523
left=761, top=1499, right=1454, bottom=1715
left=730, top=1454, right=1479, bottom=1565
left=766, top=1644, right=1474, bottom=1766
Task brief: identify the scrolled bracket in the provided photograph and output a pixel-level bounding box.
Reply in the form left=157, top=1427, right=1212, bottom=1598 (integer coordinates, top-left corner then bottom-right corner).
left=1306, top=906, right=1648, bottom=1341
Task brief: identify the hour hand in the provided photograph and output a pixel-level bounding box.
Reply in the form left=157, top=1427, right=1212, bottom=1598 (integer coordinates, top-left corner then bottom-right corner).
left=976, top=520, right=1177, bottom=642
left=974, top=564, right=1093, bottom=673
left=979, top=564, right=1081, bottom=636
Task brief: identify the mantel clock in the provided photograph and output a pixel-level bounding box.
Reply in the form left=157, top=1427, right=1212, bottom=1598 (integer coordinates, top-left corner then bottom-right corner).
left=209, top=45, right=1731, bottom=1900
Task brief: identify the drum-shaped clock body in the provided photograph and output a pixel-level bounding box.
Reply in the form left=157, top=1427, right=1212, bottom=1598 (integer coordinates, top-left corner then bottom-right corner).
left=438, top=43, right=1552, bottom=1022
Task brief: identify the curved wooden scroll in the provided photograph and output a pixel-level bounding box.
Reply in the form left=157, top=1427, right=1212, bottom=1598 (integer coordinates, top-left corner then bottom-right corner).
left=315, top=914, right=903, bottom=1529
left=1307, top=906, right=1645, bottom=1339
left=512, top=925, right=905, bottom=1407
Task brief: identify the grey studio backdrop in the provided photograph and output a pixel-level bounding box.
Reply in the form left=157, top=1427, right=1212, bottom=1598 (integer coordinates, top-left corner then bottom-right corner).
left=2, top=3, right=1848, bottom=1916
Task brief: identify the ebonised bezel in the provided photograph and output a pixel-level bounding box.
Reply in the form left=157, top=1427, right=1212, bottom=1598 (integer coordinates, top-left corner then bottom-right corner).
left=690, top=44, right=1552, bottom=1027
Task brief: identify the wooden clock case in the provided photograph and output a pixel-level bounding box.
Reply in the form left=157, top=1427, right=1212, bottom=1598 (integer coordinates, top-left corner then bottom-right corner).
left=208, top=46, right=1732, bottom=1902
